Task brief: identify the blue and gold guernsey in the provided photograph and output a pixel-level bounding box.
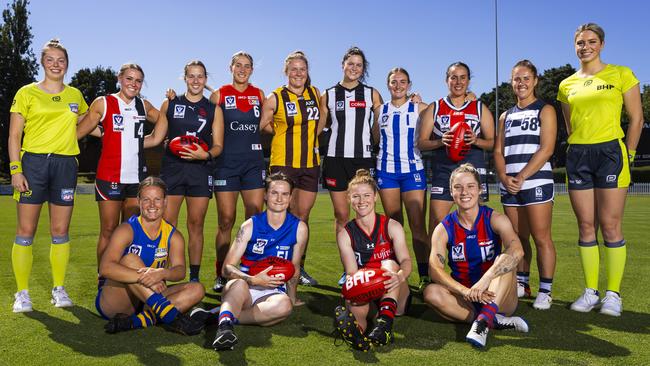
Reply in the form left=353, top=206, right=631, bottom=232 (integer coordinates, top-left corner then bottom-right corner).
left=443, top=206, right=502, bottom=287
left=239, top=211, right=299, bottom=277
left=123, top=215, right=175, bottom=268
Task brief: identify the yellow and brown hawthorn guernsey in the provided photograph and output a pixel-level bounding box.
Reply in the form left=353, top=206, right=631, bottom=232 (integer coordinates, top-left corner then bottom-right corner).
left=271, top=85, right=320, bottom=168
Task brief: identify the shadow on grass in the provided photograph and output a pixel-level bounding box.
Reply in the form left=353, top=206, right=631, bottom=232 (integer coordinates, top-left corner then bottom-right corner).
left=25, top=306, right=204, bottom=366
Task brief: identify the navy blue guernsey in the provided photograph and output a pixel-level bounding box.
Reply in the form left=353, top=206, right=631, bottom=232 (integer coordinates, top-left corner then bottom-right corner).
left=164, top=95, right=215, bottom=162
left=215, top=84, right=264, bottom=165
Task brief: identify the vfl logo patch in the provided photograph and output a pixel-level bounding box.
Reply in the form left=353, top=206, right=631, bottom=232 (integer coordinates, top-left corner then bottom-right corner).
left=535, top=186, right=543, bottom=199
left=61, top=188, right=74, bottom=202
left=225, top=96, right=236, bottom=109
left=253, top=239, right=268, bottom=254
left=381, top=114, right=389, bottom=126
left=451, top=244, right=466, bottom=262
left=69, top=103, right=79, bottom=113
left=174, top=105, right=186, bottom=118
left=128, top=245, right=142, bottom=256
left=413, top=173, right=422, bottom=183
left=112, top=114, right=124, bottom=131
left=335, top=101, right=344, bottom=112
left=440, top=115, right=450, bottom=130
left=285, top=102, right=297, bottom=116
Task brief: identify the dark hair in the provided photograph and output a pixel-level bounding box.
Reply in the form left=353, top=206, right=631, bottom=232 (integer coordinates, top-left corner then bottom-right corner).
left=138, top=176, right=167, bottom=198
left=347, top=169, right=378, bottom=193
left=266, top=172, right=294, bottom=193
left=284, top=50, right=311, bottom=87
left=575, top=22, right=605, bottom=42
left=230, top=51, right=254, bottom=69
left=41, top=39, right=69, bottom=68
left=512, top=59, right=538, bottom=79
left=342, top=46, right=369, bottom=83
left=118, top=63, right=145, bottom=79
left=386, top=67, right=411, bottom=84
left=446, top=62, right=471, bottom=80
left=184, top=60, right=207, bottom=77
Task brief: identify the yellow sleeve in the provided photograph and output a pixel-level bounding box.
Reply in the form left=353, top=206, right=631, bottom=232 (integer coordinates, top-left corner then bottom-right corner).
left=556, top=80, right=569, bottom=104
left=9, top=85, right=30, bottom=116
left=618, top=66, right=639, bottom=94
left=76, top=88, right=89, bottom=115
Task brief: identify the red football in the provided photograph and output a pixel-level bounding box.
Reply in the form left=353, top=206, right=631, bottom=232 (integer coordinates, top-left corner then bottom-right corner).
left=168, top=135, right=209, bottom=157
left=341, top=268, right=387, bottom=304
left=446, top=122, right=471, bottom=163
left=248, top=256, right=296, bottom=283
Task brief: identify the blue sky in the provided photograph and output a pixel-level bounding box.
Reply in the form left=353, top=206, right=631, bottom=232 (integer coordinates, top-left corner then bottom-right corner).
left=18, top=0, right=648, bottom=106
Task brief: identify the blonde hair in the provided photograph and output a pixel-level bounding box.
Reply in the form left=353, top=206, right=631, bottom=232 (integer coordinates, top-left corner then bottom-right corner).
left=138, top=176, right=167, bottom=198
left=449, top=163, right=481, bottom=191
left=574, top=23, right=605, bottom=42
left=283, top=50, right=311, bottom=86
left=40, top=39, right=68, bottom=67
left=118, top=63, right=145, bottom=79
left=348, top=169, right=378, bottom=193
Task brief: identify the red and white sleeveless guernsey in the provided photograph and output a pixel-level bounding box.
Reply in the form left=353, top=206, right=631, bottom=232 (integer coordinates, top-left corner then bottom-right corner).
left=97, top=94, right=148, bottom=184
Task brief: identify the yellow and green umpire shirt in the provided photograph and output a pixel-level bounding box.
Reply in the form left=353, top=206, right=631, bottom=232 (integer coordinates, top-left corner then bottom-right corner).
left=10, top=82, right=88, bottom=155
left=271, top=85, right=320, bottom=168
left=557, top=64, right=638, bottom=145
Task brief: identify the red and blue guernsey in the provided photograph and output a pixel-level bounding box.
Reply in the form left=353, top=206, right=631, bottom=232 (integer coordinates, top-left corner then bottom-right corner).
left=443, top=205, right=501, bottom=287
left=239, top=211, right=299, bottom=276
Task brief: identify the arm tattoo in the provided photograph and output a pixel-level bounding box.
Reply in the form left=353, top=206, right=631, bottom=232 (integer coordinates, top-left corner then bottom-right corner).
left=437, top=254, right=446, bottom=265
left=234, top=228, right=244, bottom=243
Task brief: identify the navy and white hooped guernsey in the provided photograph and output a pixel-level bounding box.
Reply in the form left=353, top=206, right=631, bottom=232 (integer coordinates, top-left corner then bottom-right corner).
left=376, top=101, right=423, bottom=174
left=501, top=99, right=553, bottom=191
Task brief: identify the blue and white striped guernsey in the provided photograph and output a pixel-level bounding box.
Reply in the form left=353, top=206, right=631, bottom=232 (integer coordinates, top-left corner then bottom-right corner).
left=377, top=101, right=423, bottom=174
left=501, top=99, right=553, bottom=190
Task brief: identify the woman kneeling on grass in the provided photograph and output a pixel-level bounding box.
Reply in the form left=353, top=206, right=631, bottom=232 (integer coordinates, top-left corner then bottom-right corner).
left=334, top=169, right=412, bottom=351
left=423, top=163, right=529, bottom=349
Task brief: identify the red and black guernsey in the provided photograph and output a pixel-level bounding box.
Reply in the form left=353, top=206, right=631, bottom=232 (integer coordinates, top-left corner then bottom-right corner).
left=344, top=214, right=395, bottom=268
left=216, top=84, right=263, bottom=163
left=442, top=205, right=501, bottom=287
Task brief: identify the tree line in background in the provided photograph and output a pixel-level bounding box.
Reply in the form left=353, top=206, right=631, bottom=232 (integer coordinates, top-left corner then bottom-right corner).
left=1, top=0, right=649, bottom=179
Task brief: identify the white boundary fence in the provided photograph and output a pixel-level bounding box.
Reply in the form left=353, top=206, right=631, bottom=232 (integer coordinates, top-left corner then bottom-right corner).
left=488, top=183, right=650, bottom=196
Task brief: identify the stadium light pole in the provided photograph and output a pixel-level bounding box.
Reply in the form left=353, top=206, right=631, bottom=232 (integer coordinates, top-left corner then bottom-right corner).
left=494, top=0, right=499, bottom=119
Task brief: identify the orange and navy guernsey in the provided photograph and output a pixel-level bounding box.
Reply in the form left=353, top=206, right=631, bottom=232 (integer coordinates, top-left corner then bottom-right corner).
left=271, top=85, right=320, bottom=168
left=122, top=215, right=175, bottom=269
left=442, top=205, right=501, bottom=287
left=344, top=214, right=395, bottom=269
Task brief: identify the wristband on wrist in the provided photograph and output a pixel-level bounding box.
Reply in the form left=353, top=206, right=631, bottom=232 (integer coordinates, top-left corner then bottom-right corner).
left=629, top=149, right=636, bottom=163
left=9, top=161, right=22, bottom=175
left=206, top=151, right=213, bottom=161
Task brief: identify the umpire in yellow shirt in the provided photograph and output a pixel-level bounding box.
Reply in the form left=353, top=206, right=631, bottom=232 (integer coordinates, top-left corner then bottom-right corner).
left=557, top=23, right=643, bottom=317
left=8, top=39, right=88, bottom=313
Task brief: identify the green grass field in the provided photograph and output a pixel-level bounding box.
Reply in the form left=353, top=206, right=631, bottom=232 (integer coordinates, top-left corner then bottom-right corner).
left=0, top=193, right=649, bottom=365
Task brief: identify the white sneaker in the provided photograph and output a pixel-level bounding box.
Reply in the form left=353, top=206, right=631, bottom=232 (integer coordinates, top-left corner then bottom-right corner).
left=466, top=319, right=489, bottom=348
left=599, top=291, right=622, bottom=317
left=13, top=290, right=33, bottom=313
left=516, top=282, right=531, bottom=298
left=533, top=292, right=553, bottom=310
left=570, top=288, right=600, bottom=312
left=51, top=286, right=73, bottom=308
left=494, top=313, right=529, bottom=333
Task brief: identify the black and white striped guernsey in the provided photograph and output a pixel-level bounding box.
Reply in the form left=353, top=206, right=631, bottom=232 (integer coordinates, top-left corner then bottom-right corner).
left=501, top=99, right=553, bottom=190
left=324, top=82, right=374, bottom=158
